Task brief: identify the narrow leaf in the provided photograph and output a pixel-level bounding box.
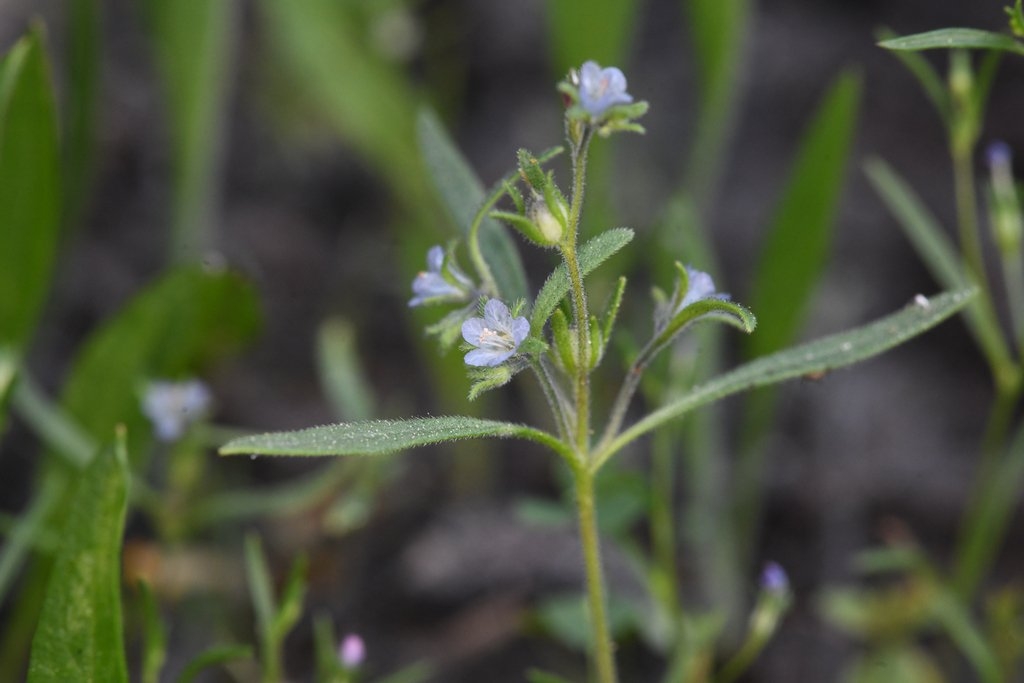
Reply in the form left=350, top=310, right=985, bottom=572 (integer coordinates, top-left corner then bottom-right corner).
left=417, top=108, right=528, bottom=301
left=745, top=70, right=861, bottom=361
left=317, top=318, right=375, bottom=421
left=544, top=0, right=636, bottom=73
left=532, top=227, right=634, bottom=331
left=221, top=416, right=565, bottom=459
left=0, top=26, right=61, bottom=358
left=244, top=534, right=275, bottom=650
left=27, top=437, right=129, bottom=683
left=865, top=157, right=1012, bottom=370
left=879, top=28, right=1024, bottom=55
left=598, top=289, right=975, bottom=464
left=175, top=644, right=252, bottom=683
left=64, top=0, right=100, bottom=228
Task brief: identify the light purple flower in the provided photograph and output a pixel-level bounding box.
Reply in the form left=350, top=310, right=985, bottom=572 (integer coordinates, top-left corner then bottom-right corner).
left=338, top=633, right=365, bottom=668
left=987, top=140, right=1012, bottom=171
left=760, top=561, right=789, bottom=593
left=409, top=245, right=473, bottom=307
left=142, top=379, right=212, bottom=441
left=461, top=299, right=530, bottom=367
left=679, top=267, right=720, bottom=310
left=578, top=61, right=633, bottom=118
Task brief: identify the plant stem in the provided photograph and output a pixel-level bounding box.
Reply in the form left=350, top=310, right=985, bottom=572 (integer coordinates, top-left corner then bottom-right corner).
left=952, top=147, right=988, bottom=298
left=563, top=130, right=594, bottom=456
left=575, top=466, right=617, bottom=683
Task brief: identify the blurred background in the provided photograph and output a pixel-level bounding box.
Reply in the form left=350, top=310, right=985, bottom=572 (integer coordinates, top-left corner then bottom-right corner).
left=1, top=0, right=1023, bottom=680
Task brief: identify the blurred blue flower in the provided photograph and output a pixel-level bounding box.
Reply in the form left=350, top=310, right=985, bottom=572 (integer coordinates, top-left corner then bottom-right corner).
left=142, top=379, right=212, bottom=441
left=578, top=61, right=633, bottom=118
left=409, top=245, right=473, bottom=307
left=760, top=561, right=789, bottom=593
left=461, top=299, right=529, bottom=367
left=987, top=140, right=1012, bottom=171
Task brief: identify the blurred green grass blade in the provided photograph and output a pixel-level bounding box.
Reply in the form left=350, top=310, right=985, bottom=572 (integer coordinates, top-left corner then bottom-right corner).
left=417, top=108, right=529, bottom=301
left=221, top=416, right=565, bottom=459
left=865, top=157, right=1012, bottom=371
left=930, top=591, right=1001, bottom=683
left=877, top=28, right=951, bottom=125
left=879, top=28, right=1024, bottom=55
left=744, top=70, right=862, bottom=361
left=531, top=227, right=634, bottom=331
left=599, top=289, right=975, bottom=464
left=144, top=0, right=238, bottom=262
left=544, top=0, right=636, bottom=73
left=683, top=0, right=752, bottom=202
left=258, top=0, right=422, bottom=198
left=0, top=346, right=16, bottom=422
left=527, top=670, right=576, bottom=683
left=175, top=644, right=252, bottom=683
left=0, top=25, right=61, bottom=356
left=317, top=318, right=376, bottom=422
left=0, top=472, right=65, bottom=603
left=64, top=0, right=100, bottom=228
left=27, top=435, right=129, bottom=683
left=139, top=582, right=167, bottom=683
left=244, top=534, right=276, bottom=655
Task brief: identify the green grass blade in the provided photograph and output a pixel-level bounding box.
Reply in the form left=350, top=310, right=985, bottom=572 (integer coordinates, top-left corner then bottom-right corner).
left=0, top=25, right=61, bottom=358
left=27, top=435, right=129, bottom=683
left=879, top=28, right=1024, bottom=55
left=597, top=289, right=975, bottom=465
left=244, top=534, right=276, bottom=663
left=544, top=0, right=637, bottom=73
left=683, top=0, right=752, bottom=203
left=744, top=69, right=862, bottom=361
left=865, top=157, right=1013, bottom=372
left=220, top=416, right=567, bottom=460
left=317, top=318, right=376, bottom=421
left=64, top=0, right=100, bottom=228
left=417, top=108, right=528, bottom=301
left=144, top=0, right=239, bottom=262
left=175, top=645, right=253, bottom=683
left=531, top=227, right=634, bottom=331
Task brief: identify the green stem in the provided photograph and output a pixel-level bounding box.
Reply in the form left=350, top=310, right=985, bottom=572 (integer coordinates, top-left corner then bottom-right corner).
left=575, top=466, right=617, bottom=683
left=563, top=130, right=593, bottom=457
left=531, top=358, right=574, bottom=445
left=953, top=148, right=987, bottom=294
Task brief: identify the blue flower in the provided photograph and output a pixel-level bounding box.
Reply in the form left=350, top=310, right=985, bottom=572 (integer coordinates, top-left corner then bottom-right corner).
left=678, top=266, right=726, bottom=311
left=461, top=299, right=530, bottom=367
left=142, top=379, right=212, bottom=441
left=987, top=140, right=1012, bottom=171
left=760, top=561, right=789, bottom=593
left=409, top=246, right=473, bottom=307
left=578, top=61, right=633, bottom=118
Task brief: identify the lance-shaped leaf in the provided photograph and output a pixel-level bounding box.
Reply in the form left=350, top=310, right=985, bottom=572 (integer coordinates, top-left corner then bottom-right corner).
left=221, top=416, right=569, bottom=461
left=27, top=436, right=129, bottom=683
left=595, top=289, right=975, bottom=467
left=417, top=108, right=528, bottom=302
left=532, top=227, right=634, bottom=331
left=879, top=29, right=1024, bottom=55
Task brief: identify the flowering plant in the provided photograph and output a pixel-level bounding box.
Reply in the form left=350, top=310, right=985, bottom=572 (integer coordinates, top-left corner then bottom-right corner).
left=220, top=61, right=973, bottom=681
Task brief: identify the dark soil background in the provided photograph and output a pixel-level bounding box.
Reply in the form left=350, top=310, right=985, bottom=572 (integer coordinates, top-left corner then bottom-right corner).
left=2, top=0, right=1023, bottom=681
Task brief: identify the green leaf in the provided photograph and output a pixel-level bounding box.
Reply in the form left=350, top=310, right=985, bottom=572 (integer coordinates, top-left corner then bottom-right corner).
left=58, top=267, right=260, bottom=461
left=865, top=158, right=1013, bottom=372
left=0, top=25, right=61, bottom=359
left=531, top=227, right=634, bottom=331
left=256, top=0, right=421, bottom=198
left=683, top=0, right=752, bottom=202
left=64, top=0, right=100, bottom=228
left=526, top=670, right=576, bottom=683
left=879, top=28, right=1024, bottom=55
left=317, top=318, right=375, bottom=421
left=876, top=28, right=951, bottom=125
left=244, top=534, right=276, bottom=653
left=745, top=69, right=861, bottom=361
left=417, top=108, right=528, bottom=301
left=175, top=644, right=252, bottom=683
left=597, top=289, right=975, bottom=465
left=27, top=436, right=129, bottom=683
left=143, top=0, right=238, bottom=262
left=544, top=0, right=637, bottom=73
left=221, top=416, right=567, bottom=460
left=139, top=582, right=167, bottom=683
left=930, top=591, right=1002, bottom=683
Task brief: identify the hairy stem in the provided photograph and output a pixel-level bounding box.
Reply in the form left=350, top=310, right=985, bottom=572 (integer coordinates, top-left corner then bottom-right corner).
left=575, top=467, right=617, bottom=683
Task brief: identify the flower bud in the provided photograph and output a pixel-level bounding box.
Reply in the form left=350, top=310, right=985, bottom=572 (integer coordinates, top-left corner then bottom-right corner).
left=529, top=196, right=566, bottom=245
